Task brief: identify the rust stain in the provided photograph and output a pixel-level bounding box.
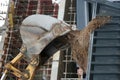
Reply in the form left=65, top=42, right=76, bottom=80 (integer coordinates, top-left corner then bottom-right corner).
left=51, top=23, right=71, bottom=37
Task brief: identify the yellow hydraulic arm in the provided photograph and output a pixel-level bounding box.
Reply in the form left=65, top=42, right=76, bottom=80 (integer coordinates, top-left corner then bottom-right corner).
left=0, top=1, right=39, bottom=80
left=1, top=46, right=39, bottom=80
left=1, top=45, right=39, bottom=80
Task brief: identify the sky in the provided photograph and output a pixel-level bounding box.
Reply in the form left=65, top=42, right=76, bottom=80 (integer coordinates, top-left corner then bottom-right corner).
left=52, top=0, right=62, bottom=4
left=0, top=0, right=9, bottom=27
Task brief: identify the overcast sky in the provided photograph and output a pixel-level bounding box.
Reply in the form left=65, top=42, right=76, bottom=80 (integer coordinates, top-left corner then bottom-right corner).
left=0, top=0, right=9, bottom=27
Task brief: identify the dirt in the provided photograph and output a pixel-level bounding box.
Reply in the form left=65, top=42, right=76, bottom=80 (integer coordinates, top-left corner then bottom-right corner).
left=65, top=16, right=111, bottom=72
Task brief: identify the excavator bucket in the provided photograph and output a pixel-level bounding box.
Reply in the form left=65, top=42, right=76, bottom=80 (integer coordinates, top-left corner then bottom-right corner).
left=20, top=14, right=72, bottom=61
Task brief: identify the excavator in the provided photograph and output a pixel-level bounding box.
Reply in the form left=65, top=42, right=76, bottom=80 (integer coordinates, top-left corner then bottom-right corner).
left=0, top=1, right=110, bottom=80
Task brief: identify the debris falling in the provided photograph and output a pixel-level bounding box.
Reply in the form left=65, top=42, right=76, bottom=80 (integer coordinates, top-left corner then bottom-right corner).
left=66, top=16, right=111, bottom=72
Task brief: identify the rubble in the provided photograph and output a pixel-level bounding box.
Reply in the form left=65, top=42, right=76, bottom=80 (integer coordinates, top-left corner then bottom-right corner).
left=65, top=16, right=111, bottom=72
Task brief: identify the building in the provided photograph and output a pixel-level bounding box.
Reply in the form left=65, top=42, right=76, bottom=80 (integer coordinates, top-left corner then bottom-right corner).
left=0, top=0, right=120, bottom=80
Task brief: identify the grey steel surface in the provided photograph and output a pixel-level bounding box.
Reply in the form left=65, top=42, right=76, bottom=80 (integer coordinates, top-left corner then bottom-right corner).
left=87, top=4, right=120, bottom=80
left=77, top=0, right=88, bottom=30
left=85, top=0, right=120, bottom=10
left=76, top=1, right=120, bottom=80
